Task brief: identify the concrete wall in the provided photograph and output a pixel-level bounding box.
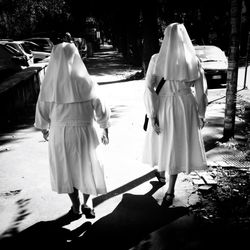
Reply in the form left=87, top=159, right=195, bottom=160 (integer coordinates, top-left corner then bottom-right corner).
left=0, top=64, right=47, bottom=128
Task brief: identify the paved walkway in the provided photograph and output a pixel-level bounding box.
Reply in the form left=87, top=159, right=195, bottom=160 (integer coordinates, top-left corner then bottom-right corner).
left=0, top=45, right=249, bottom=249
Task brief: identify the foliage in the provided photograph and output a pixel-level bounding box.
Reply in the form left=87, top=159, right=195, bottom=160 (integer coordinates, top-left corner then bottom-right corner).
left=0, top=0, right=71, bottom=39
left=0, top=0, right=248, bottom=70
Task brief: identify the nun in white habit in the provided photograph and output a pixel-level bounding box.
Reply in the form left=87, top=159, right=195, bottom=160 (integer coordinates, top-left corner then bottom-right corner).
left=142, top=23, right=208, bottom=206
left=34, top=37, right=110, bottom=218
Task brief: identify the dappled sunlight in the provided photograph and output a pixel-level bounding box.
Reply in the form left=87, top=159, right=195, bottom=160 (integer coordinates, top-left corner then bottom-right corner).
left=91, top=69, right=142, bottom=85
left=85, top=47, right=142, bottom=83
left=203, top=129, right=223, bottom=152
left=205, top=116, right=225, bottom=126
left=0, top=198, right=30, bottom=238
left=207, top=88, right=226, bottom=104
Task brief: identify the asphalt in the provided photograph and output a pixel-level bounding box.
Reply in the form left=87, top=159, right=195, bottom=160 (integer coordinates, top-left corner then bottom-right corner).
left=0, top=45, right=249, bottom=249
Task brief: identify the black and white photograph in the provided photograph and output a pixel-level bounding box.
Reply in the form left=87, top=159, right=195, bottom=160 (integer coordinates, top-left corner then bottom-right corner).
left=0, top=0, right=250, bottom=249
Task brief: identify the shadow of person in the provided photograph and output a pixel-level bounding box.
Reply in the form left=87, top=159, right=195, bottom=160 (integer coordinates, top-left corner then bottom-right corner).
left=0, top=209, right=92, bottom=250
left=68, top=182, right=189, bottom=250
left=132, top=212, right=250, bottom=250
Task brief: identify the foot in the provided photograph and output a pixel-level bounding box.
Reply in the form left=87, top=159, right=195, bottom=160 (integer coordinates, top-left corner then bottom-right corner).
left=68, top=207, right=82, bottom=219
left=73, top=205, right=81, bottom=213
left=155, top=171, right=166, bottom=184
left=163, top=193, right=175, bottom=207
left=81, top=205, right=95, bottom=219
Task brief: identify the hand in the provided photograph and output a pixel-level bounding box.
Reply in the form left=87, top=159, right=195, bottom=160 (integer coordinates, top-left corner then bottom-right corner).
left=199, top=118, right=205, bottom=129
left=151, top=117, right=160, bottom=135
left=42, top=129, right=49, bottom=141
left=101, top=128, right=109, bottom=145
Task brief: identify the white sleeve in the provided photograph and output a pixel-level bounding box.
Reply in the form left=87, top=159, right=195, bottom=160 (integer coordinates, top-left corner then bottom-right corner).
left=92, top=97, right=111, bottom=129
left=194, top=64, right=208, bottom=118
left=34, top=97, right=51, bottom=130
left=144, top=54, right=159, bottom=118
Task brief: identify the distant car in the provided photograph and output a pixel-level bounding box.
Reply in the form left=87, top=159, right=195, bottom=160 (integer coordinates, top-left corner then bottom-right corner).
left=73, top=37, right=88, bottom=59
left=0, top=39, right=13, bottom=42
left=24, top=37, right=53, bottom=53
left=0, top=41, right=34, bottom=65
left=21, top=41, right=50, bottom=63
left=39, top=56, right=51, bottom=63
left=0, top=43, right=28, bottom=81
left=194, top=45, right=228, bottom=84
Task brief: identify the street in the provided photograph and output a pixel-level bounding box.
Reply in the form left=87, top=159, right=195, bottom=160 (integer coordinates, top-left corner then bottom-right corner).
left=0, top=46, right=249, bottom=249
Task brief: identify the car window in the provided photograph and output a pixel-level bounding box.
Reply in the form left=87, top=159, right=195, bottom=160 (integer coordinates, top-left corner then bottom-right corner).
left=7, top=43, right=27, bottom=56
left=24, top=42, right=42, bottom=51
left=19, top=43, right=32, bottom=54
left=7, top=43, right=19, bottom=51
left=3, top=44, right=22, bottom=56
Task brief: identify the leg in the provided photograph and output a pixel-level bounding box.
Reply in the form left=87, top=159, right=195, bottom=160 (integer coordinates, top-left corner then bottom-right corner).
left=81, top=193, right=95, bottom=219
left=83, top=193, right=90, bottom=207
left=163, top=174, right=178, bottom=206
left=68, top=187, right=81, bottom=214
left=167, top=174, right=178, bottom=195
left=155, top=170, right=166, bottom=184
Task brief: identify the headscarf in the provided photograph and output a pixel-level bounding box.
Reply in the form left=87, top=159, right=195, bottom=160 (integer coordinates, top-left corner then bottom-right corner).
left=154, top=23, right=200, bottom=81
left=39, top=42, right=97, bottom=103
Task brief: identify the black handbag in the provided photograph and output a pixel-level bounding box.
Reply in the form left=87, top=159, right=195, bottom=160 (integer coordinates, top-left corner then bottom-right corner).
left=143, top=77, right=166, bottom=131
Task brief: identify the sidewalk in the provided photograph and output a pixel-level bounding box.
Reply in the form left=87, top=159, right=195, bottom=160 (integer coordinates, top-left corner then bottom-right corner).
left=0, top=45, right=249, bottom=249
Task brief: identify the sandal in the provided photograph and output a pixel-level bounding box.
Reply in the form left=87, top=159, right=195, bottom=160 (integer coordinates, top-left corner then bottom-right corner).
left=81, top=205, right=96, bottom=219
left=163, top=193, right=175, bottom=207
left=155, top=171, right=166, bottom=184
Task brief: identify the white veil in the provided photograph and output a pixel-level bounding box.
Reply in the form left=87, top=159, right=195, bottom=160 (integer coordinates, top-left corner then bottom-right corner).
left=154, top=23, right=200, bottom=81
left=39, top=42, right=97, bottom=103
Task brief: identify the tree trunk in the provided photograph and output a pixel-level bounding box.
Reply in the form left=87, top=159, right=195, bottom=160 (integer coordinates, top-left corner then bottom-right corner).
left=141, top=0, right=159, bottom=75
left=223, top=0, right=242, bottom=140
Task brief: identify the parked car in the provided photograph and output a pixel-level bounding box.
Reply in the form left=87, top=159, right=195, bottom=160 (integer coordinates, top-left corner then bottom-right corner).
left=39, top=56, right=51, bottom=63
left=21, top=41, right=50, bottom=63
left=0, top=41, right=34, bottom=65
left=0, top=43, right=28, bottom=81
left=24, top=37, right=53, bottom=53
left=194, top=45, right=228, bottom=84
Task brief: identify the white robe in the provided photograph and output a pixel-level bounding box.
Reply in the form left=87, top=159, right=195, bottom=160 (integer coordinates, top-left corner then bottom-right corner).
left=142, top=54, right=208, bottom=175
left=35, top=97, right=110, bottom=195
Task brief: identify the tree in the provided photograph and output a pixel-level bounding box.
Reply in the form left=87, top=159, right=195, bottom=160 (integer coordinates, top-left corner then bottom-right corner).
left=223, top=0, right=243, bottom=140
left=0, top=0, right=71, bottom=39
left=141, top=0, right=160, bottom=74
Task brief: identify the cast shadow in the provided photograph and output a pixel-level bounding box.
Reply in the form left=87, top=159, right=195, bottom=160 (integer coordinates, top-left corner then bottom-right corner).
left=0, top=103, right=36, bottom=143
left=92, top=170, right=157, bottom=207
left=69, top=181, right=189, bottom=250
left=131, top=212, right=250, bottom=250
left=0, top=209, right=92, bottom=250
left=0, top=198, right=31, bottom=238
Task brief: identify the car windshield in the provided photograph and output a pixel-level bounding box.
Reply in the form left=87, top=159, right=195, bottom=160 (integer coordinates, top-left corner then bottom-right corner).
left=3, top=44, right=22, bottom=56
left=22, top=42, right=42, bottom=52
left=195, top=47, right=226, bottom=62
left=19, top=43, right=32, bottom=54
